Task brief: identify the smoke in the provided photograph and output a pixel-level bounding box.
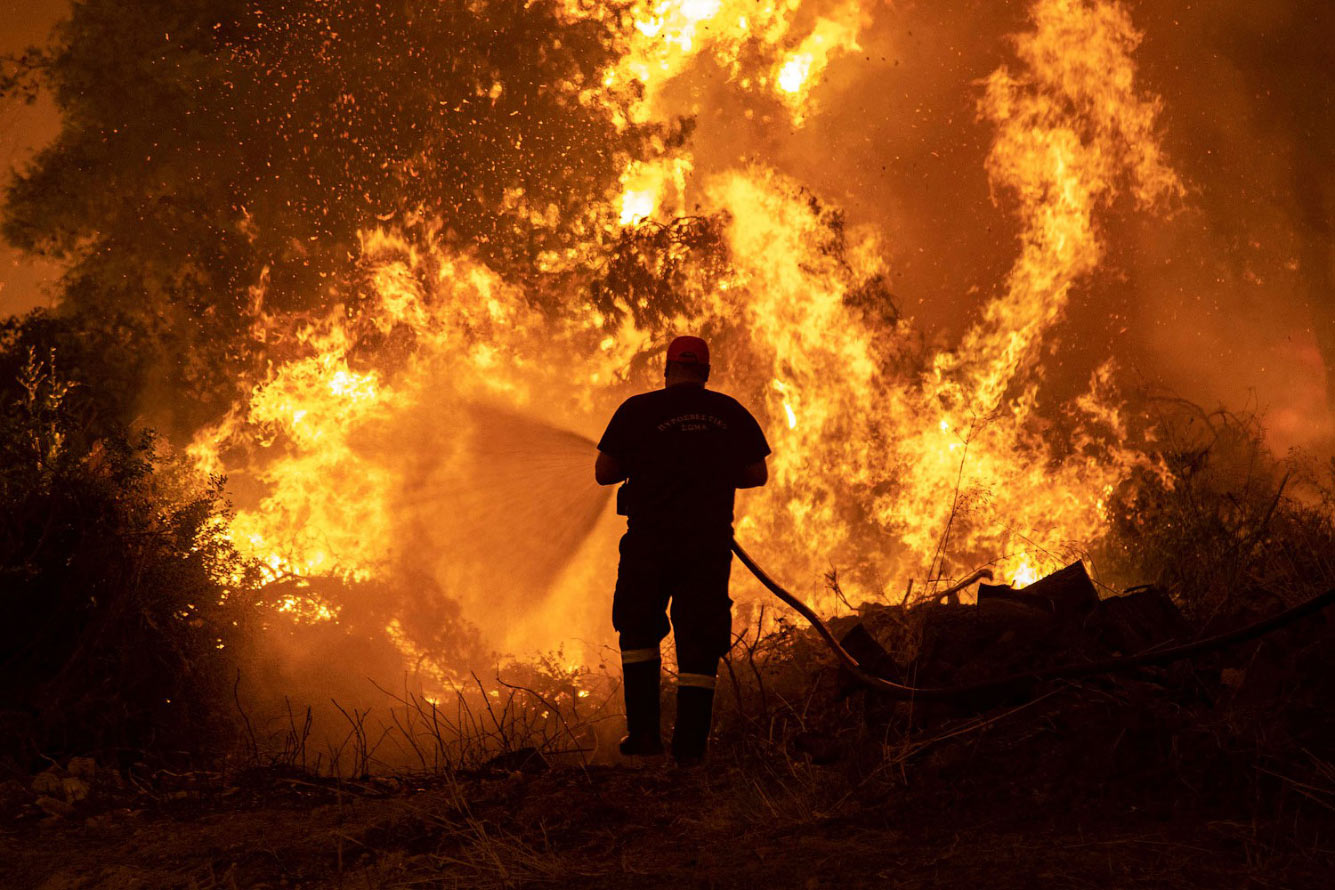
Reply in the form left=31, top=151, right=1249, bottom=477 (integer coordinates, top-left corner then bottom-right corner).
left=223, top=393, right=621, bottom=746
left=1122, top=0, right=1335, bottom=453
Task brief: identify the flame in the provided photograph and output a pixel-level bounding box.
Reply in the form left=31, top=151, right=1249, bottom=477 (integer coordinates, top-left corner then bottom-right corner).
left=617, top=157, right=693, bottom=226
left=566, top=0, right=865, bottom=124
left=189, top=228, right=576, bottom=592
left=193, top=0, right=1183, bottom=674
left=619, top=190, right=658, bottom=227
left=1009, top=555, right=1041, bottom=589
left=771, top=2, right=866, bottom=122
left=775, top=55, right=811, bottom=95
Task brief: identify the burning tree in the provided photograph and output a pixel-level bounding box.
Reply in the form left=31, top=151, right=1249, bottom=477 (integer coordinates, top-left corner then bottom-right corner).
left=2, top=0, right=669, bottom=427
left=8, top=0, right=1176, bottom=666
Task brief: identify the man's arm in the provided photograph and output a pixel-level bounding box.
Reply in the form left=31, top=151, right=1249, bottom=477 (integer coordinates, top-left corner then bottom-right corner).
left=736, top=458, right=768, bottom=489
left=595, top=450, right=626, bottom=486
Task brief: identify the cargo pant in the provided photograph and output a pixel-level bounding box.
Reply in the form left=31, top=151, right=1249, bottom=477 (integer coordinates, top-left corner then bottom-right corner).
left=612, top=528, right=732, bottom=760
left=612, top=528, right=734, bottom=679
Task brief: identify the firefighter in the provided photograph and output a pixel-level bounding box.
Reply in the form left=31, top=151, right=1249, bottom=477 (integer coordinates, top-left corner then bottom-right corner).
left=594, top=335, right=770, bottom=765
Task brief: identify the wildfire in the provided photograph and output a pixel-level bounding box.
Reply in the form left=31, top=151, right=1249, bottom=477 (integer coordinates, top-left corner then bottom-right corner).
left=616, top=157, right=692, bottom=226
left=1009, top=556, right=1041, bottom=589
left=568, top=0, right=865, bottom=124
left=193, top=0, right=1181, bottom=675
left=770, top=2, right=865, bottom=122
left=775, top=55, right=811, bottom=94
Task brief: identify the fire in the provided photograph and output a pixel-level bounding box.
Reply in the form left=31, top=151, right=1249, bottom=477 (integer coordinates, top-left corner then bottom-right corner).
left=569, top=0, right=865, bottom=124
left=771, top=2, right=866, bottom=121
left=617, top=158, right=692, bottom=226
left=620, top=190, right=658, bottom=227
left=193, top=0, right=1182, bottom=675
left=1009, top=556, right=1041, bottom=589
left=775, top=55, right=811, bottom=95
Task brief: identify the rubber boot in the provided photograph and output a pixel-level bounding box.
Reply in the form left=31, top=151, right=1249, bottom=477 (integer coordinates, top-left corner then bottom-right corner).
left=618, top=658, right=664, bottom=756
left=671, top=684, right=715, bottom=766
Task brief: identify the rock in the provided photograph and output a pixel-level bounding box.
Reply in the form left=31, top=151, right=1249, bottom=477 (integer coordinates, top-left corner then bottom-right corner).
left=1086, top=586, right=1188, bottom=654
left=35, top=795, right=74, bottom=818
left=31, top=770, right=63, bottom=796
left=837, top=622, right=909, bottom=729
left=67, top=756, right=97, bottom=780
left=978, top=561, right=1099, bottom=621
left=61, top=776, right=90, bottom=802
left=836, top=623, right=901, bottom=689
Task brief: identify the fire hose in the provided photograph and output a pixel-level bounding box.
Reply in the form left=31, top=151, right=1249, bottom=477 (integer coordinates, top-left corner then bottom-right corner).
left=731, top=538, right=1335, bottom=703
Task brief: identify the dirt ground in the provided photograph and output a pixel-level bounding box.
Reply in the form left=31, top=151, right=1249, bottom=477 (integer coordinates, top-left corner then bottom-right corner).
left=7, top=587, right=1335, bottom=889
left=4, top=751, right=1332, bottom=890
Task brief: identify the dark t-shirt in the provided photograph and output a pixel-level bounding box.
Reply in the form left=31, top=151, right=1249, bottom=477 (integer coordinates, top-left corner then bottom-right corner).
left=598, top=385, right=771, bottom=535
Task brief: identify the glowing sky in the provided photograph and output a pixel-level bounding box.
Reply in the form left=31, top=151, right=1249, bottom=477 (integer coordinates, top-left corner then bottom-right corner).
left=0, top=0, right=67, bottom=315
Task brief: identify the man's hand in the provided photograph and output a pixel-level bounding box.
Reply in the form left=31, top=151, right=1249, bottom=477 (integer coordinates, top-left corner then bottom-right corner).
left=595, top=451, right=626, bottom=485
left=737, top=458, right=768, bottom=489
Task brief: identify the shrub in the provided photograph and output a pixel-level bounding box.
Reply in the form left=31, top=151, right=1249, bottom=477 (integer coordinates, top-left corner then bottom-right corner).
left=0, top=312, right=256, bottom=769
left=1098, top=403, right=1335, bottom=618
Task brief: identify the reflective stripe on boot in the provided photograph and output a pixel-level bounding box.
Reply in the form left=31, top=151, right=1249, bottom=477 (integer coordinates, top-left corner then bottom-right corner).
left=671, top=683, right=715, bottom=765
left=619, top=656, right=663, bottom=756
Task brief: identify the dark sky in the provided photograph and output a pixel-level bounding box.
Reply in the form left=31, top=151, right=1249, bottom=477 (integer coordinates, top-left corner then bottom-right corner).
left=0, top=0, right=68, bottom=315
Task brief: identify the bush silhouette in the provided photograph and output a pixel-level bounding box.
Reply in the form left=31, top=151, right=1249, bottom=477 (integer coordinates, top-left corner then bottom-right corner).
left=0, top=312, right=256, bottom=769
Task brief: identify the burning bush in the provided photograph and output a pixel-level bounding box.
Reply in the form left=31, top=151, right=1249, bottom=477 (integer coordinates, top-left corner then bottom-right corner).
left=1099, top=401, right=1335, bottom=616
left=0, top=313, right=258, bottom=769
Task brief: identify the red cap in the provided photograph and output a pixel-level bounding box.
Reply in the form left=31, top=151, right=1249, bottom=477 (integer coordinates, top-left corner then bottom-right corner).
left=666, top=335, right=710, bottom=366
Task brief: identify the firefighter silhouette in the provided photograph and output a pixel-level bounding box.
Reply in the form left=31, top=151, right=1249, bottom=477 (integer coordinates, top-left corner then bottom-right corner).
left=595, top=336, right=770, bottom=764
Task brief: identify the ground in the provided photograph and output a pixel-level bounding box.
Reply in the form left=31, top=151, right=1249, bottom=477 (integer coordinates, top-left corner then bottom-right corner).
left=4, top=751, right=1332, bottom=890
left=7, top=580, right=1334, bottom=888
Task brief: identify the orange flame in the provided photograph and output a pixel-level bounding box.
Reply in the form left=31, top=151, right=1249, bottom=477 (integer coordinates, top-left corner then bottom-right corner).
left=193, top=0, right=1181, bottom=672
left=565, top=0, right=866, bottom=125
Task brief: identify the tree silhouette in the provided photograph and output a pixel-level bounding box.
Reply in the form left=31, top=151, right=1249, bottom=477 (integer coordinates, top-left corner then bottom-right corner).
left=3, top=0, right=663, bottom=428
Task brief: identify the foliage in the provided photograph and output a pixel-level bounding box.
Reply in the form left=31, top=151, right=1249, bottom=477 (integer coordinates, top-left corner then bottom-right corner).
left=0, top=309, right=145, bottom=433
left=589, top=215, right=730, bottom=327
left=1099, top=401, right=1335, bottom=618
left=2, top=0, right=664, bottom=427
left=0, top=313, right=258, bottom=767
